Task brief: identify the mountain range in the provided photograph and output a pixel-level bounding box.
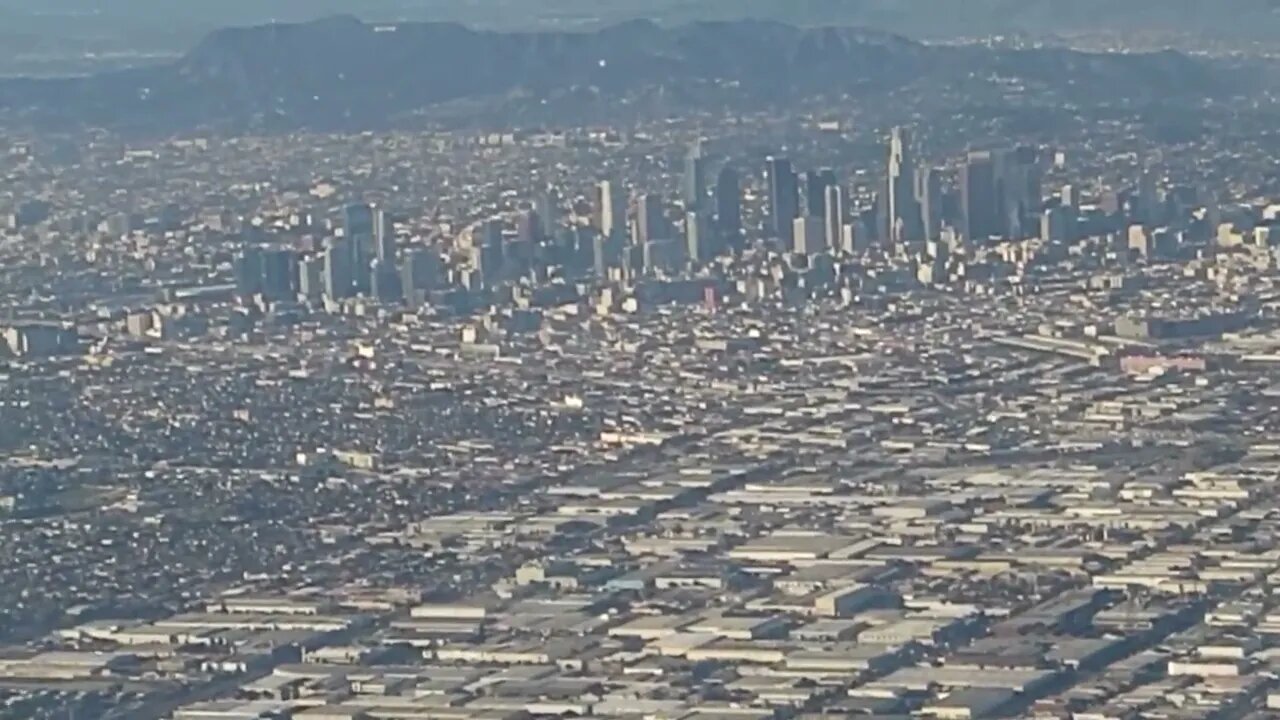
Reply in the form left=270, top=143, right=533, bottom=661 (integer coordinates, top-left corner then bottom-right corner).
left=0, top=16, right=1255, bottom=134
left=5, top=0, right=1280, bottom=37
left=2, top=1, right=1278, bottom=77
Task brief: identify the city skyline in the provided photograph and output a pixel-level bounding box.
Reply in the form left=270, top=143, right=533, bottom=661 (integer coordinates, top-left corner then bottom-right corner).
left=5, top=5, right=1280, bottom=720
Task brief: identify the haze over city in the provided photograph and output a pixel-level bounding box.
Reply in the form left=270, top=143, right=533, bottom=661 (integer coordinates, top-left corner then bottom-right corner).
left=6, top=1, right=1280, bottom=719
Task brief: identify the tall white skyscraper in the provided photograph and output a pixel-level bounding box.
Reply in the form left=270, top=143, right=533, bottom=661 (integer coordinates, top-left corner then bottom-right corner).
left=595, top=180, right=625, bottom=240
left=823, top=184, right=845, bottom=255
left=792, top=216, right=825, bottom=256
left=372, top=206, right=395, bottom=266
left=634, top=193, right=667, bottom=246
left=887, top=126, right=921, bottom=245
left=683, top=140, right=707, bottom=210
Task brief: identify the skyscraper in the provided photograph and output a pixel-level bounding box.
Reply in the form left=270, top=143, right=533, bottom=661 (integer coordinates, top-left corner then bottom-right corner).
left=806, top=169, right=837, bottom=219
left=1001, top=145, right=1041, bottom=239
left=1041, top=206, right=1075, bottom=244
left=634, top=193, right=667, bottom=247
left=344, top=203, right=375, bottom=294
left=714, top=165, right=742, bottom=252
left=372, top=206, right=395, bottom=265
left=589, top=230, right=608, bottom=277
left=962, top=151, right=1000, bottom=243
left=685, top=210, right=716, bottom=264
left=371, top=207, right=398, bottom=300
left=515, top=208, right=541, bottom=245
left=343, top=203, right=374, bottom=238
left=323, top=237, right=355, bottom=300
left=1137, top=169, right=1160, bottom=227
left=401, top=247, right=444, bottom=307
left=887, top=127, right=921, bottom=245
left=860, top=206, right=880, bottom=249
left=370, top=258, right=400, bottom=303
left=871, top=191, right=887, bottom=247
left=1061, top=184, right=1078, bottom=210
left=916, top=166, right=943, bottom=242
left=767, top=156, right=799, bottom=245
left=478, top=219, right=505, bottom=284
left=299, top=256, right=325, bottom=300
left=792, top=216, right=825, bottom=256
left=533, top=185, right=560, bottom=238
left=233, top=247, right=264, bottom=297
left=595, top=181, right=626, bottom=241
left=823, top=184, right=845, bottom=255
left=261, top=248, right=297, bottom=301
left=684, top=141, right=707, bottom=210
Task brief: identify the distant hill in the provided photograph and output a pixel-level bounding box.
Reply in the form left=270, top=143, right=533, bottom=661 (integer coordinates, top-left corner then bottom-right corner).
left=4, top=0, right=1280, bottom=37
left=0, top=17, right=1253, bottom=133
left=647, top=0, right=1280, bottom=39
left=1, top=1, right=1278, bottom=77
